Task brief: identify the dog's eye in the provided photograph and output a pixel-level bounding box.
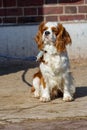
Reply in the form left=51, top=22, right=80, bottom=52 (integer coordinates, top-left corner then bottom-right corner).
left=52, top=27, right=58, bottom=35
left=43, top=27, right=48, bottom=32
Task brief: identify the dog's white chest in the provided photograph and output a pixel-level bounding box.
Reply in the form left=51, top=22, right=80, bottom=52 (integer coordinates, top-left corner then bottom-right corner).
left=44, top=53, right=61, bottom=68
left=44, top=52, right=68, bottom=72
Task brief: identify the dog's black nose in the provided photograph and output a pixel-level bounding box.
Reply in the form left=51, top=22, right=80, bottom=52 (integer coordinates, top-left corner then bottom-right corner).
left=45, top=31, right=50, bottom=36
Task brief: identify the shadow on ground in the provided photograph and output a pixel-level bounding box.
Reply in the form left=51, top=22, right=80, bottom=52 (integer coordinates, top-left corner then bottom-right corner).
left=0, top=61, right=38, bottom=76
left=76, top=86, right=87, bottom=98
left=0, top=61, right=39, bottom=87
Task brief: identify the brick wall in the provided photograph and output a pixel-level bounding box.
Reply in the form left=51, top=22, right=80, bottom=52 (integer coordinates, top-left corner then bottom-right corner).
left=0, top=0, right=86, bottom=25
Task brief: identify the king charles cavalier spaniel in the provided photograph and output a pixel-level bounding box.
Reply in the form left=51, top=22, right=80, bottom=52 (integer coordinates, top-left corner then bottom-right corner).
left=32, top=22, right=75, bottom=102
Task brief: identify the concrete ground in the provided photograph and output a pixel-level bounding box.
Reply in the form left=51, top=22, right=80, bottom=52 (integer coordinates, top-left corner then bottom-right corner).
left=0, top=60, right=87, bottom=129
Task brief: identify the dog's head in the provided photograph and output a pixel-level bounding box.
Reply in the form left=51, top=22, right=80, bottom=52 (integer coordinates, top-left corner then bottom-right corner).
left=35, top=21, right=72, bottom=52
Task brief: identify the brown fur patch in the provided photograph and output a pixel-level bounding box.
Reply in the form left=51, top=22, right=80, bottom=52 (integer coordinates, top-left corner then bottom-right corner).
left=33, top=70, right=42, bottom=79
left=51, top=87, right=58, bottom=99
left=33, top=70, right=46, bottom=90
left=51, top=27, right=58, bottom=36
left=31, top=71, right=42, bottom=93
left=31, top=86, right=35, bottom=93
left=51, top=87, right=63, bottom=99
left=35, top=21, right=46, bottom=50
left=55, top=23, right=72, bottom=53
left=41, top=76, right=46, bottom=89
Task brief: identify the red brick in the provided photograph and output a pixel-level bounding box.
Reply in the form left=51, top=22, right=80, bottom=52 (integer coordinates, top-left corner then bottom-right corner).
left=60, top=15, right=85, bottom=21
left=85, top=0, right=87, bottom=4
left=38, top=7, right=43, bottom=15
left=59, top=0, right=84, bottom=4
left=0, top=0, right=2, bottom=7
left=0, top=8, right=22, bottom=16
left=38, top=7, right=63, bottom=15
left=3, top=17, right=16, bottom=23
left=45, top=0, right=57, bottom=4
left=24, top=8, right=37, bottom=16
left=86, top=14, right=87, bottom=18
left=17, top=16, right=43, bottom=23
left=3, top=0, right=16, bottom=7
left=46, top=16, right=58, bottom=21
left=79, top=6, right=87, bottom=13
left=86, top=15, right=87, bottom=20
left=5, top=8, right=22, bottom=16
left=7, top=8, right=22, bottom=16
left=0, top=18, right=2, bottom=23
left=17, top=0, right=43, bottom=6
left=0, top=9, right=5, bottom=16
left=85, top=15, right=87, bottom=20
left=65, top=6, right=77, bottom=14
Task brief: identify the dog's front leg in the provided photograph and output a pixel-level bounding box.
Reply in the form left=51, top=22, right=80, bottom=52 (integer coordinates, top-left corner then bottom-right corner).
left=40, top=63, right=51, bottom=102
left=40, top=85, right=51, bottom=102
left=63, top=72, right=75, bottom=102
left=33, top=77, right=40, bottom=98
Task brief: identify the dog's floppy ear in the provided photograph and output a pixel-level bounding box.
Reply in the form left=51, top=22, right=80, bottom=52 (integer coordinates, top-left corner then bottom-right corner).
left=55, top=23, right=72, bottom=52
left=35, top=21, right=45, bottom=50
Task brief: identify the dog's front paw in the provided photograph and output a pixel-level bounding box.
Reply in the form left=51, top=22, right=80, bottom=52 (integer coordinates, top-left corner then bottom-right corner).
left=63, top=95, right=74, bottom=102
left=40, top=96, right=51, bottom=102
left=34, top=91, right=40, bottom=99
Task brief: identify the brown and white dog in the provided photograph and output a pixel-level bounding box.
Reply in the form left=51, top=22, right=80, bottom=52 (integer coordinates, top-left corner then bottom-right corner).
left=32, top=22, right=75, bottom=102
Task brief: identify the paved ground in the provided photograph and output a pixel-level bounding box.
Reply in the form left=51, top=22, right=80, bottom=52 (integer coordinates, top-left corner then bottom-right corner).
left=0, top=60, right=87, bottom=129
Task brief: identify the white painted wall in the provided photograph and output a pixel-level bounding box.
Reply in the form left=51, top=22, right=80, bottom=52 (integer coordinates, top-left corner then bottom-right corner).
left=0, top=22, right=87, bottom=62
left=0, top=25, right=38, bottom=57
left=64, top=22, right=87, bottom=59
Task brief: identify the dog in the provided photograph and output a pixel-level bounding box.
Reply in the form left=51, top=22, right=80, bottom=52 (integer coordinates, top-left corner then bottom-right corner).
left=32, top=21, right=75, bottom=102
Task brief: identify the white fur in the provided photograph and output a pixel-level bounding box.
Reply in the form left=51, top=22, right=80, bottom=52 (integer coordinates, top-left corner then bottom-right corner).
left=40, top=85, right=50, bottom=102
left=33, top=22, right=75, bottom=102
left=42, top=22, right=58, bottom=43
left=40, top=45, right=75, bottom=102
left=33, top=77, right=40, bottom=98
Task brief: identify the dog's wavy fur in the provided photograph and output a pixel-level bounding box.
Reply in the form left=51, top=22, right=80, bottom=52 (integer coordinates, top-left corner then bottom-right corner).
left=32, top=22, right=75, bottom=102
